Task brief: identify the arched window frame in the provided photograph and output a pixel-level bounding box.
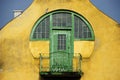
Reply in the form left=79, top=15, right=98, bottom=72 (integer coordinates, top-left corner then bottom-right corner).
left=30, top=10, right=95, bottom=41
left=30, top=14, right=50, bottom=40
left=73, top=13, right=95, bottom=40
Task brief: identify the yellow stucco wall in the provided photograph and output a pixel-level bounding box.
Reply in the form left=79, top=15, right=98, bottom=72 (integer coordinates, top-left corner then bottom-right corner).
left=0, top=0, right=120, bottom=80
left=30, top=41, right=49, bottom=58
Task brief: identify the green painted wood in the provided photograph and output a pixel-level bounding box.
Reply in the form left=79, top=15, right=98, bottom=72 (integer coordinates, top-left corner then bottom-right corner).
left=50, top=30, right=73, bottom=72
left=30, top=10, right=95, bottom=41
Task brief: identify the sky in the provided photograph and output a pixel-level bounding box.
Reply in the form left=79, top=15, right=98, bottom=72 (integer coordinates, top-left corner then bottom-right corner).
left=91, top=0, right=120, bottom=24
left=0, top=0, right=33, bottom=29
left=0, top=0, right=120, bottom=29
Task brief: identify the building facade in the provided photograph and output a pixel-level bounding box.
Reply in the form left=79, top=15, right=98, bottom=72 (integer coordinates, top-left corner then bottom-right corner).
left=0, top=0, right=120, bottom=80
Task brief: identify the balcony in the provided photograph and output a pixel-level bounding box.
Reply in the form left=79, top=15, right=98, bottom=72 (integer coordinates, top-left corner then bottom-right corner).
left=40, top=52, right=83, bottom=78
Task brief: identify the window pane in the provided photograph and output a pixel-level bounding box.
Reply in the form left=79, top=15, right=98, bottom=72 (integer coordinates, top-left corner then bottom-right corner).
left=58, top=34, right=66, bottom=50
left=74, top=15, right=92, bottom=39
left=33, top=16, right=50, bottom=39
left=52, top=13, right=72, bottom=27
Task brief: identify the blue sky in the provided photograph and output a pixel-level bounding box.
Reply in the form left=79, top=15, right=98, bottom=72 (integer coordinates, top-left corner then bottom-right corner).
left=91, top=0, right=120, bottom=23
left=0, top=0, right=33, bottom=29
left=0, top=0, right=120, bottom=29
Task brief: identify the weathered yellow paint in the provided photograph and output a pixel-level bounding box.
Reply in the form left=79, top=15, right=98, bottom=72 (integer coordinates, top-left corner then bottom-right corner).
left=40, top=59, right=50, bottom=72
left=74, top=41, right=94, bottom=58
left=73, top=56, right=81, bottom=72
left=0, top=0, right=120, bottom=80
left=30, top=40, right=94, bottom=58
left=30, top=41, right=49, bottom=58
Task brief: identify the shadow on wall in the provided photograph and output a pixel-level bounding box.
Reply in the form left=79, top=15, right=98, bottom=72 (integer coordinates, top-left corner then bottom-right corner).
left=0, top=61, right=4, bottom=73
left=0, top=59, right=4, bottom=70
left=40, top=77, right=80, bottom=80
left=118, top=24, right=120, bottom=27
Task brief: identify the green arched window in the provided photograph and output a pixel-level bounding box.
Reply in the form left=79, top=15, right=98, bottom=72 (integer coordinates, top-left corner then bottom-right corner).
left=74, top=15, right=92, bottom=39
left=30, top=10, right=94, bottom=40
left=32, top=16, right=50, bottom=39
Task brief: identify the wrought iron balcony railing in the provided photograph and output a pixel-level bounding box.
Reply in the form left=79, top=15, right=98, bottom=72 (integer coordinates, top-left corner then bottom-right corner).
left=40, top=52, right=82, bottom=76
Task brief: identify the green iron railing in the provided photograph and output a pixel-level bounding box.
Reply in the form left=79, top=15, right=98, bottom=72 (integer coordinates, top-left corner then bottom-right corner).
left=40, top=53, right=82, bottom=73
